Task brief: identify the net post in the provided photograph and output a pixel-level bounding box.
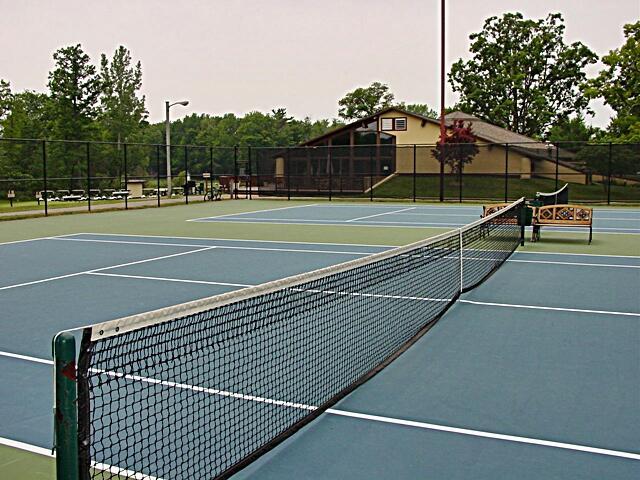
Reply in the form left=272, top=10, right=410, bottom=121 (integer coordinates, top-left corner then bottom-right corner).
left=54, top=332, right=79, bottom=480
left=459, top=228, right=463, bottom=293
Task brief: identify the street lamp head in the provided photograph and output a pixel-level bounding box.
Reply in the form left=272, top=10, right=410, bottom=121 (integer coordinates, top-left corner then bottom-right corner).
left=167, top=100, right=190, bottom=109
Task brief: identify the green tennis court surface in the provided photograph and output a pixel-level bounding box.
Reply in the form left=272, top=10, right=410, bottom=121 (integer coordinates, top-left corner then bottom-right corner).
left=0, top=200, right=638, bottom=479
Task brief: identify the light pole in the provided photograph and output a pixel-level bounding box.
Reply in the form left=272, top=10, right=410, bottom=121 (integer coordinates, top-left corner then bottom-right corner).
left=165, top=100, right=189, bottom=195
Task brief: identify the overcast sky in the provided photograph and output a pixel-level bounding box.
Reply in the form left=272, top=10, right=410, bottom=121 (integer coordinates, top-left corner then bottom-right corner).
left=1, top=0, right=638, bottom=128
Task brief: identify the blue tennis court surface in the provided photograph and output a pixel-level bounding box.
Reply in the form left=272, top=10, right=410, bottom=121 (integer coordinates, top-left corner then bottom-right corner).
left=190, top=203, right=640, bottom=234
left=1, top=231, right=639, bottom=479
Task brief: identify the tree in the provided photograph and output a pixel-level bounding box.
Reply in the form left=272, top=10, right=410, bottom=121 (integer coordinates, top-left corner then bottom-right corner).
left=48, top=44, right=101, bottom=140
left=586, top=21, right=640, bottom=142
left=449, top=13, right=597, bottom=138
left=546, top=115, right=599, bottom=152
left=431, top=119, right=479, bottom=174
left=396, top=103, right=438, bottom=118
left=47, top=44, right=101, bottom=187
left=99, top=46, right=147, bottom=145
left=338, top=82, right=394, bottom=121
left=0, top=79, right=11, bottom=127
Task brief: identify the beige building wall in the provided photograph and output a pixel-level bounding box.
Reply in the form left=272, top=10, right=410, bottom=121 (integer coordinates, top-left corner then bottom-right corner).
left=377, top=113, right=441, bottom=145
left=533, top=159, right=587, bottom=184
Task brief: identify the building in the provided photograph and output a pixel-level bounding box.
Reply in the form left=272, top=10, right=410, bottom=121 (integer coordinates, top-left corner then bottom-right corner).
left=262, top=107, right=589, bottom=195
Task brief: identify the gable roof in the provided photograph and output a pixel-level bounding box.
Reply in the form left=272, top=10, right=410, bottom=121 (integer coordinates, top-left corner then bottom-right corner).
left=300, top=106, right=437, bottom=146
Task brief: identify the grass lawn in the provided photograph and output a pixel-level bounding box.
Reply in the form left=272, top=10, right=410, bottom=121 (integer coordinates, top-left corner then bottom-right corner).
left=372, top=175, right=640, bottom=203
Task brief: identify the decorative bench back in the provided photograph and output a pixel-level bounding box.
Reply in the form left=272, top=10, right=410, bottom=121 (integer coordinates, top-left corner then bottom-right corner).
left=535, top=205, right=592, bottom=225
left=482, top=203, right=510, bottom=217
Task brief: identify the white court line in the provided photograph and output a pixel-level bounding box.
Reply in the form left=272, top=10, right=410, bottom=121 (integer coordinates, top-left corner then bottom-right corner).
left=507, top=259, right=640, bottom=269
left=51, top=237, right=375, bottom=256
left=53, top=235, right=640, bottom=267
left=90, top=272, right=253, bottom=288
left=0, top=436, right=53, bottom=457
left=0, top=246, right=216, bottom=291
left=190, top=217, right=640, bottom=233
left=66, top=232, right=395, bottom=249
left=325, top=410, right=640, bottom=461
left=70, top=233, right=640, bottom=259
left=392, top=212, right=479, bottom=217
left=5, top=351, right=638, bottom=462
left=459, top=300, right=640, bottom=317
left=0, top=351, right=52, bottom=365
left=0, top=233, right=82, bottom=246
left=515, top=251, right=640, bottom=259
left=186, top=203, right=317, bottom=222
left=346, top=207, right=417, bottom=222
left=189, top=218, right=445, bottom=229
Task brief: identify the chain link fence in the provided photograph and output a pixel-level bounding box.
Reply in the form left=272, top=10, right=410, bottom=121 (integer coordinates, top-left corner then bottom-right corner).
left=1, top=139, right=638, bottom=214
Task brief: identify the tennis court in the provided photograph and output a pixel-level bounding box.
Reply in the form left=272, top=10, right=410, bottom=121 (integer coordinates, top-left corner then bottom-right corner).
left=0, top=200, right=639, bottom=479
left=189, top=203, right=640, bottom=234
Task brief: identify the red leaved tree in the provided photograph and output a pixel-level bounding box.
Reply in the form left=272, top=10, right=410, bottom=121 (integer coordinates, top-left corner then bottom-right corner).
left=431, top=120, right=479, bottom=175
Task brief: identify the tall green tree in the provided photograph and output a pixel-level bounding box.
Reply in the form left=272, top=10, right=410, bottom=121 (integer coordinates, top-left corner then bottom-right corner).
left=48, top=44, right=101, bottom=140
left=0, top=79, right=11, bottom=128
left=338, top=82, right=395, bottom=121
left=99, top=46, right=147, bottom=145
left=449, top=13, right=597, bottom=138
left=47, top=44, right=101, bottom=186
left=586, top=21, right=640, bottom=142
left=546, top=115, right=598, bottom=147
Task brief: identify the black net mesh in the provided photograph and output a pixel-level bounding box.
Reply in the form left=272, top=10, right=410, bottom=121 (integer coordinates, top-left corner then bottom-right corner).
left=75, top=199, right=524, bottom=480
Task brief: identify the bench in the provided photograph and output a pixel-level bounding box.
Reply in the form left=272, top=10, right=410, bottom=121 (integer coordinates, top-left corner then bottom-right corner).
left=532, top=204, right=593, bottom=244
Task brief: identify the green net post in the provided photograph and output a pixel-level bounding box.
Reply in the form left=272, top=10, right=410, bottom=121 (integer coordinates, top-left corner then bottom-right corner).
left=54, top=332, right=79, bottom=480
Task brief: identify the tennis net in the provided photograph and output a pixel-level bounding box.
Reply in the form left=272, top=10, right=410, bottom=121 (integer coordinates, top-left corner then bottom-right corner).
left=57, top=198, right=524, bottom=480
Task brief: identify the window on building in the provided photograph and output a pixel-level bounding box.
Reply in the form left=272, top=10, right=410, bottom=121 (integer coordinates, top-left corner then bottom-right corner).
left=380, top=117, right=407, bottom=131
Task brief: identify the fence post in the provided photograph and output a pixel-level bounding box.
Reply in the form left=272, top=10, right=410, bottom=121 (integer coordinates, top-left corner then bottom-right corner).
left=54, top=332, right=79, bottom=480
left=328, top=148, right=332, bottom=201
left=123, top=143, right=128, bottom=209
left=86, top=142, right=91, bottom=212
left=247, top=146, right=252, bottom=200
left=369, top=146, right=374, bottom=202
left=156, top=145, right=161, bottom=207
left=184, top=145, right=189, bottom=205
left=439, top=145, right=445, bottom=202
left=458, top=156, right=463, bottom=203
left=554, top=143, right=559, bottom=191
left=209, top=147, right=214, bottom=201
left=413, top=144, right=417, bottom=202
left=42, top=140, right=48, bottom=216
left=255, top=148, right=261, bottom=197
left=607, top=142, right=612, bottom=205
left=286, top=147, right=291, bottom=200
left=504, top=143, right=509, bottom=202
left=234, top=145, right=239, bottom=199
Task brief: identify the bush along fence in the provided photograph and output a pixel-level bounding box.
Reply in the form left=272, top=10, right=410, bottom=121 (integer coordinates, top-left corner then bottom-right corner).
left=0, top=138, right=638, bottom=214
